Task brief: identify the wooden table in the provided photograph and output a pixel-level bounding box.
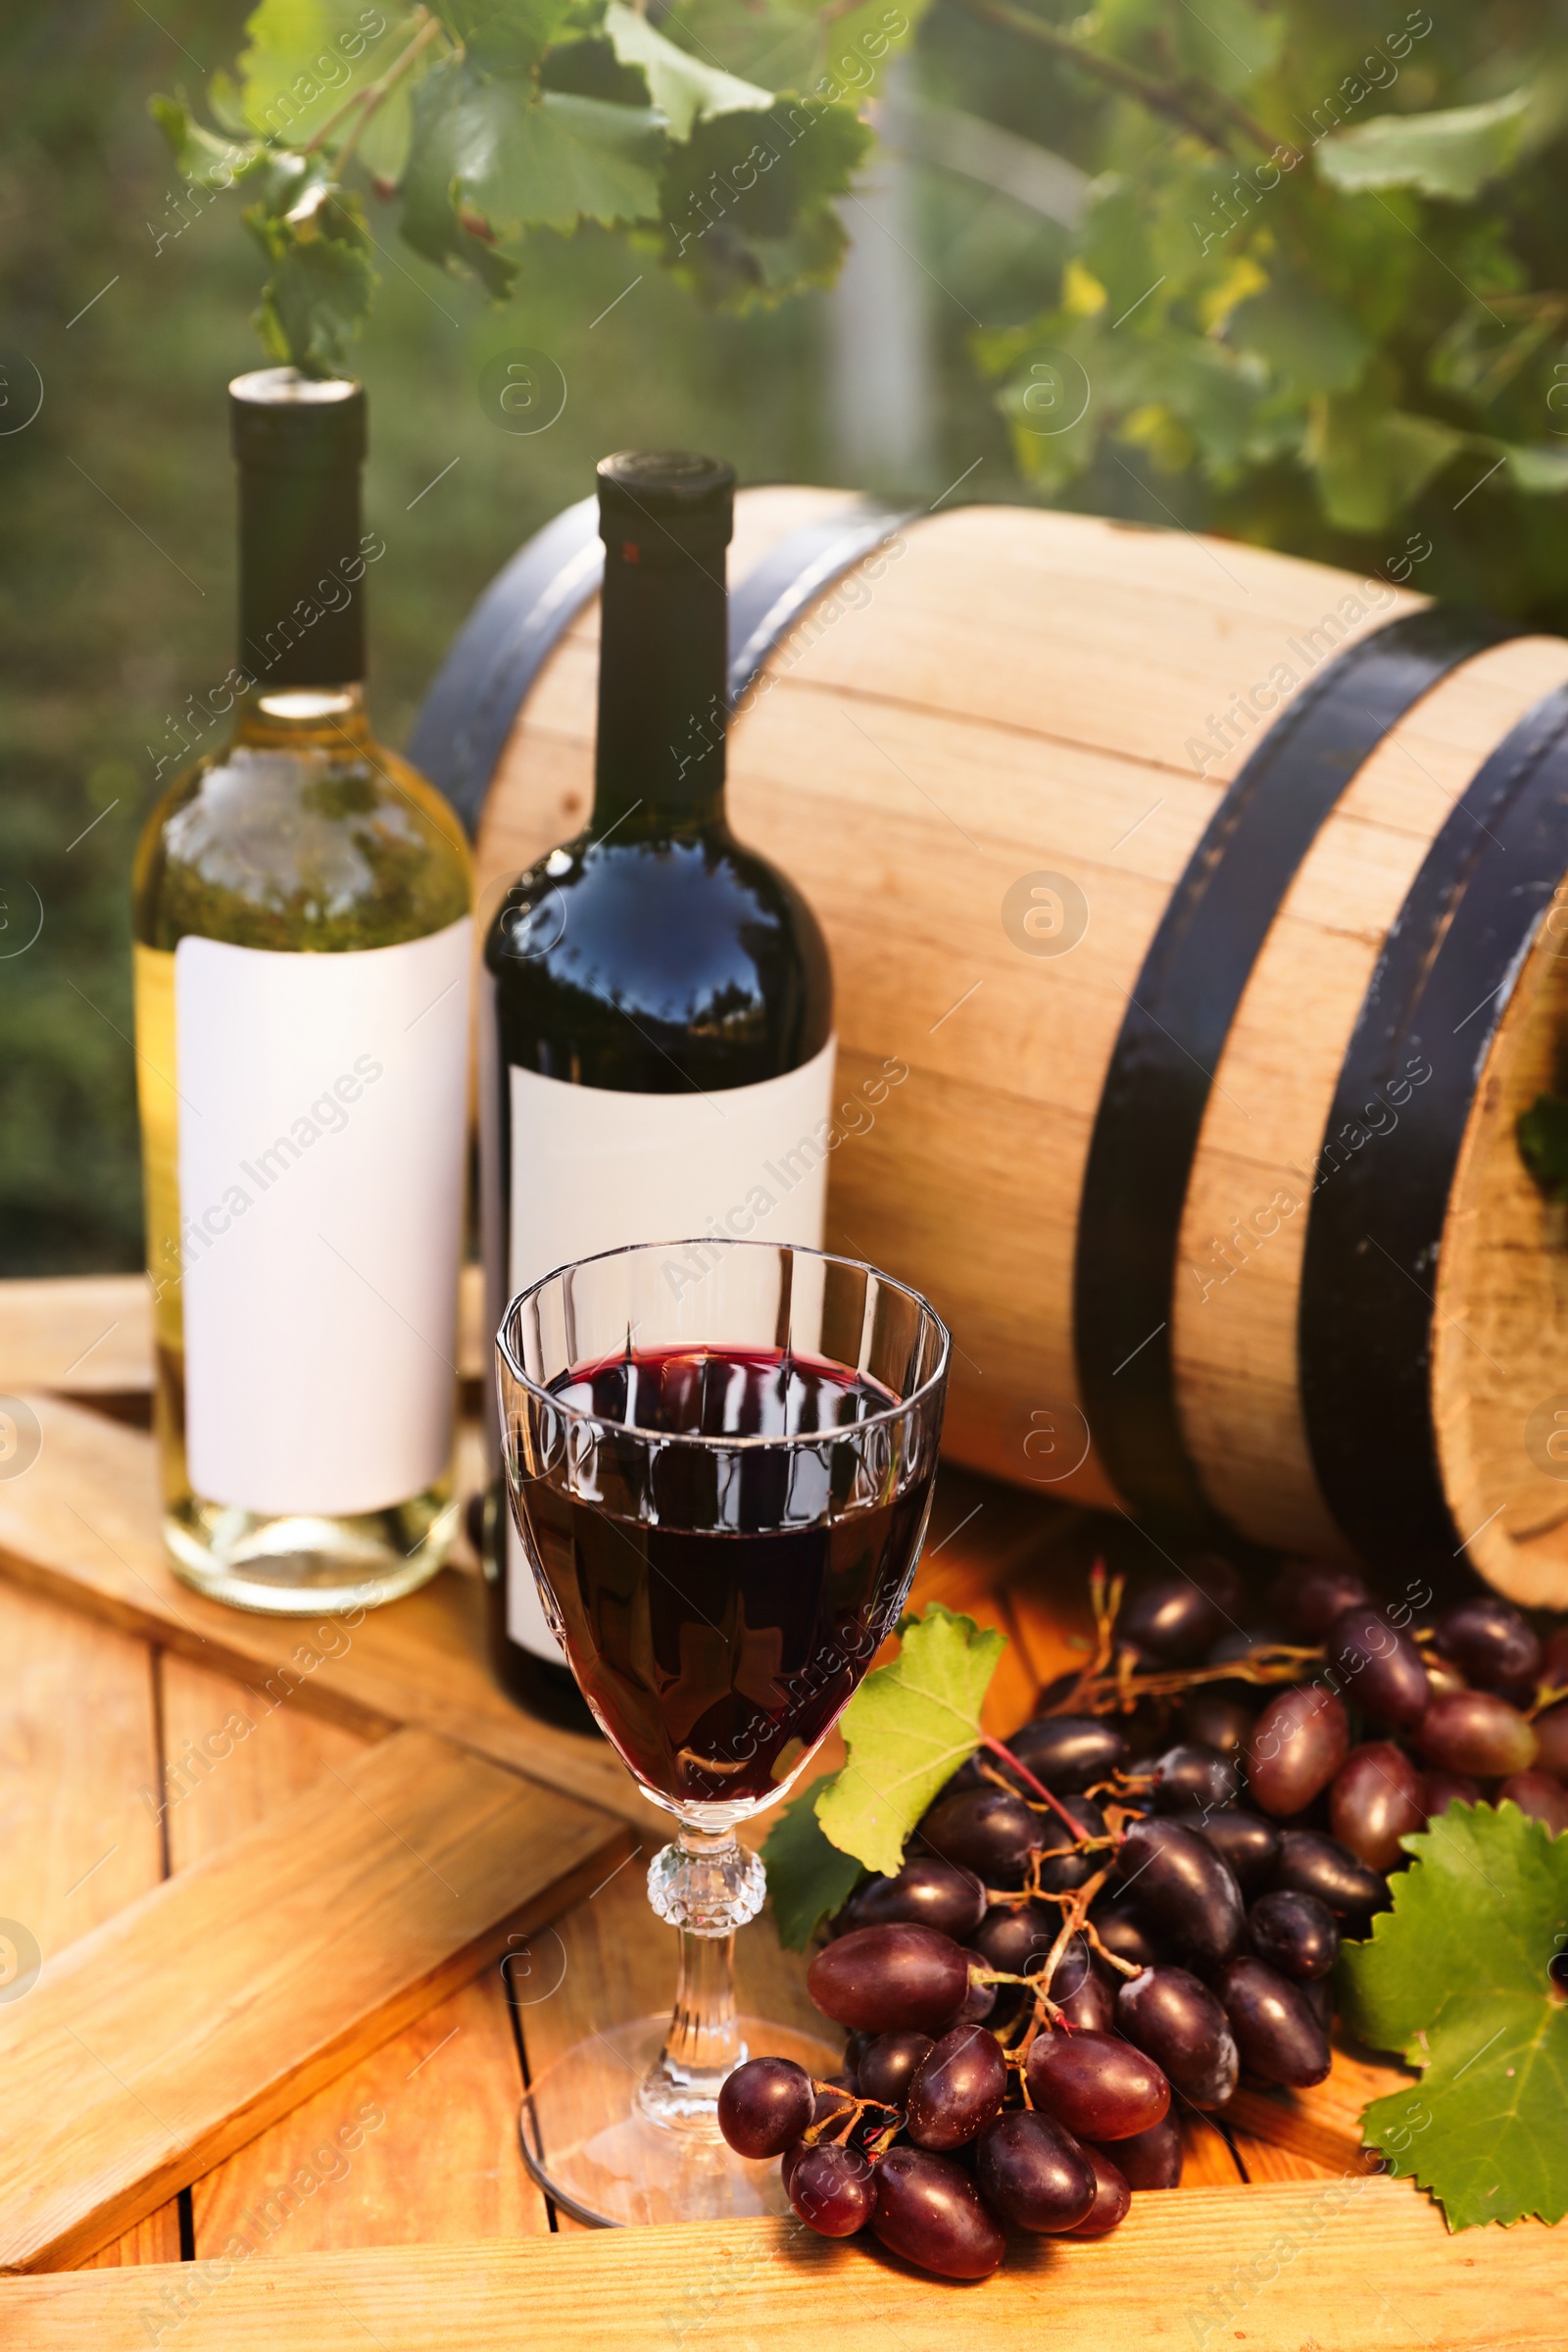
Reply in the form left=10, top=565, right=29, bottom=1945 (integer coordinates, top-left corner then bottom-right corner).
left=0, top=1275, right=1561, bottom=2346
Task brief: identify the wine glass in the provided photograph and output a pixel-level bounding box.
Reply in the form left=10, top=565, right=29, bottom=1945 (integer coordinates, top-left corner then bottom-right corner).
left=496, top=1238, right=949, bottom=2226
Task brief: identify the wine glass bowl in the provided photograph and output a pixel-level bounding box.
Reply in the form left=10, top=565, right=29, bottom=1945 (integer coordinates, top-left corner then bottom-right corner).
left=496, top=1239, right=949, bottom=2225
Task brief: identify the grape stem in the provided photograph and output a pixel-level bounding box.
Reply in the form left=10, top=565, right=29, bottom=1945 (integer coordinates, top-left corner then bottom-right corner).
left=803, top=2078, right=900, bottom=2155
left=980, top=1733, right=1089, bottom=1841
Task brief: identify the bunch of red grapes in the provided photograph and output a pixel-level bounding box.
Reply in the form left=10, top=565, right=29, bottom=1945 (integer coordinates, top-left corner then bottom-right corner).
left=720, top=1559, right=1568, bottom=2281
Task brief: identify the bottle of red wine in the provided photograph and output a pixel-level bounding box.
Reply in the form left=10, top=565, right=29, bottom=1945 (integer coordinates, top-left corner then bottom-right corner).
left=480, top=451, right=836, bottom=1729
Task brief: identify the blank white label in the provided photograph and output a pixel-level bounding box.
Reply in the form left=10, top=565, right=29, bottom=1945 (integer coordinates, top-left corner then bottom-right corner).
left=504, top=1037, right=837, bottom=1657
left=177, top=920, right=471, bottom=1516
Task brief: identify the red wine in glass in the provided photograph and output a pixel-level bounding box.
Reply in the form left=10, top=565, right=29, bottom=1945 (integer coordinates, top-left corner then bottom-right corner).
left=518, top=1344, right=937, bottom=1807
left=497, top=1238, right=950, bottom=2227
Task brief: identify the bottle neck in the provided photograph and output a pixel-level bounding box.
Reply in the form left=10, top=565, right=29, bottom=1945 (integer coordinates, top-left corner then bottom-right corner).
left=237, top=458, right=368, bottom=694
left=592, top=538, right=728, bottom=834
left=233, top=681, right=370, bottom=750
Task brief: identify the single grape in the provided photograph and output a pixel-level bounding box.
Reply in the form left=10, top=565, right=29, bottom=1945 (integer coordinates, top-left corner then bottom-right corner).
left=1064, top=2143, right=1132, bottom=2237
left=1180, top=1690, right=1255, bottom=1755
left=1116, top=1575, right=1231, bottom=1665
left=1094, top=2112, right=1183, bottom=2189
left=789, top=2141, right=875, bottom=2237
left=1183, top=2042, right=1244, bottom=2108
left=1115, top=1966, right=1239, bottom=2107
left=871, top=2146, right=1006, bottom=2279
left=1114, top=1818, right=1246, bottom=1967
left=1152, top=1742, right=1242, bottom=1814
left=1036, top=1794, right=1105, bottom=1893
left=1216, top=1957, right=1332, bottom=2086
left=1056, top=1970, right=1116, bottom=2033
left=906, top=2024, right=1008, bottom=2151
left=858, top=2029, right=934, bottom=2108
left=1271, top=1560, right=1370, bottom=1641
left=1534, top=1702, right=1568, bottom=1783
left=918, top=1786, right=1040, bottom=1886
left=972, top=1901, right=1068, bottom=1979
left=1420, top=1767, right=1481, bottom=1819
left=843, top=1855, right=988, bottom=1942
left=1432, top=1595, right=1542, bottom=1697
left=1089, top=1894, right=1160, bottom=1972
left=1329, top=1741, right=1425, bottom=1872
left=1326, top=1604, right=1432, bottom=1730
left=1498, top=1771, right=1568, bottom=1834
left=716, top=2057, right=813, bottom=2160
left=1544, top=1626, right=1568, bottom=1690
left=1415, top=1690, right=1539, bottom=1779
left=1247, top=1889, right=1339, bottom=1982
left=1246, top=1685, right=1349, bottom=1816
left=1273, top=1829, right=1389, bottom=1922
left=808, top=1924, right=970, bottom=2034
left=1025, top=2028, right=1170, bottom=2139
left=1299, top=1974, right=1333, bottom=2033
left=974, top=2109, right=1096, bottom=2232
left=956, top=1949, right=999, bottom=2025
left=1165, top=1806, right=1280, bottom=1894
left=1010, top=1713, right=1128, bottom=1792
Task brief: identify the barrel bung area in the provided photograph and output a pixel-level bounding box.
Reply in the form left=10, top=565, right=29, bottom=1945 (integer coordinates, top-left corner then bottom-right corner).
left=469, top=493, right=1568, bottom=1608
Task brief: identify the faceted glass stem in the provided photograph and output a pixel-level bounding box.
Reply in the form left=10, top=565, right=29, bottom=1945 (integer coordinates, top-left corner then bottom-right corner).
left=638, top=1823, right=766, bottom=2132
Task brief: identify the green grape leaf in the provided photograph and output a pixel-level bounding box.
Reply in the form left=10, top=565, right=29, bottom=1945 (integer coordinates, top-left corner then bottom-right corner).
left=1311, top=388, right=1461, bottom=531
left=1232, top=276, right=1370, bottom=397
left=403, top=54, right=663, bottom=256
left=760, top=1777, right=865, bottom=1951
left=660, top=97, right=872, bottom=310
left=475, top=89, right=666, bottom=230
left=605, top=0, right=771, bottom=140
left=1316, top=90, right=1530, bottom=203
left=1519, top=1093, right=1568, bottom=1199
left=1338, top=1801, right=1568, bottom=2230
left=810, top=0, right=930, bottom=101
left=235, top=0, right=424, bottom=145
left=1491, top=438, right=1568, bottom=495
left=150, top=93, right=263, bottom=189
left=245, top=180, right=378, bottom=374
left=813, top=1605, right=1005, bottom=1879
left=441, top=0, right=573, bottom=76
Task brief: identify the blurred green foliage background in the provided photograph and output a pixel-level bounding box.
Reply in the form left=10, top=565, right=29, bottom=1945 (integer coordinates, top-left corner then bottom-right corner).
left=3, top=0, right=1567, bottom=1275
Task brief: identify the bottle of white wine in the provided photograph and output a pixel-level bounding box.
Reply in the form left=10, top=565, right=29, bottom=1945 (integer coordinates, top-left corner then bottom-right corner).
left=480, top=451, right=836, bottom=1728
left=132, top=368, right=472, bottom=1614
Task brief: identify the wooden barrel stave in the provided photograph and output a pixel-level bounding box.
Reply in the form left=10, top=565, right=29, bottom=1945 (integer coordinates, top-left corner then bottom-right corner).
left=456, top=492, right=1568, bottom=1600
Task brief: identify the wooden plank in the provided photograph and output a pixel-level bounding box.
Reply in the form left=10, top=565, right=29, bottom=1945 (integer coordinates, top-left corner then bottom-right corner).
left=0, top=1266, right=488, bottom=1396
left=0, top=1582, right=182, bottom=2270
left=157, top=1655, right=550, bottom=2254
left=0, top=1727, right=626, bottom=2272
left=5, top=2180, right=1563, bottom=2351
left=0, top=1391, right=658, bottom=1836
left=1228, top=2041, right=1417, bottom=2180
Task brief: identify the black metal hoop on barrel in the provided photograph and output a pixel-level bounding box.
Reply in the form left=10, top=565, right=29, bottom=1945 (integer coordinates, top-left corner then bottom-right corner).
left=1298, top=680, right=1568, bottom=1571
left=1073, top=605, right=1519, bottom=1544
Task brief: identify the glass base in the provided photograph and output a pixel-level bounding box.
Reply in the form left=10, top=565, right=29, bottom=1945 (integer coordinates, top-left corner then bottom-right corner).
left=518, top=2014, right=842, bottom=2227
left=164, top=1488, right=458, bottom=1616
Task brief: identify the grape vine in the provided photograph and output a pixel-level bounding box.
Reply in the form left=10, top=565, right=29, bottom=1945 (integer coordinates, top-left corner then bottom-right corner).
left=152, top=0, right=912, bottom=374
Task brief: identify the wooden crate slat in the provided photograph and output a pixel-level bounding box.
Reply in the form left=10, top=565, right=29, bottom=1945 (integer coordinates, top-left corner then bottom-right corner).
left=0, top=1726, right=625, bottom=2273
left=0, top=1582, right=185, bottom=2269
left=3, top=2180, right=1561, bottom=2350
left=0, top=1391, right=657, bottom=1835
left=157, top=1655, right=552, bottom=2255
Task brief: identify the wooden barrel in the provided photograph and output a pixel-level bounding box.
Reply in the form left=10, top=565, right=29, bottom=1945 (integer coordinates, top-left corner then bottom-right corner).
left=413, top=491, right=1568, bottom=1607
